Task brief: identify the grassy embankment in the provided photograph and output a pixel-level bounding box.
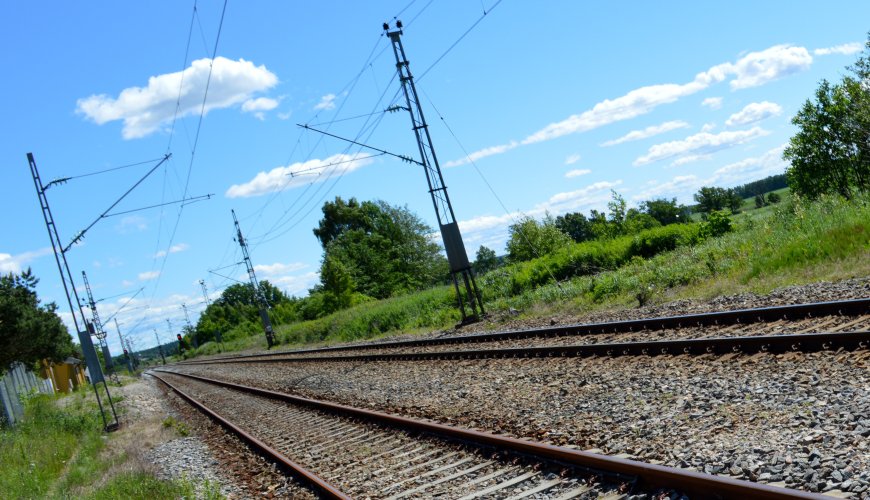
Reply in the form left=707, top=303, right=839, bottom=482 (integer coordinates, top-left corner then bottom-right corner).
left=184, top=192, right=869, bottom=356
left=0, top=385, right=219, bottom=499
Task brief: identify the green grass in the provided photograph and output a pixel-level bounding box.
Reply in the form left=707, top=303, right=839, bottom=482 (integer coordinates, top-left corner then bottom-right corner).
left=0, top=389, right=218, bottom=499
left=181, top=193, right=869, bottom=356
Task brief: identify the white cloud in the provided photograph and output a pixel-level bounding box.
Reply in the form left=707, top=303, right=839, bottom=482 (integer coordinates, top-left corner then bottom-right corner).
left=138, top=270, right=160, bottom=281
left=254, top=262, right=307, bottom=276
left=0, top=248, right=52, bottom=274
left=669, top=154, right=712, bottom=167
left=77, top=57, right=278, bottom=139
left=564, top=153, right=582, bottom=165
left=225, top=153, right=376, bottom=198
left=277, top=111, right=292, bottom=120
left=702, top=97, right=723, bottom=109
left=719, top=44, right=812, bottom=90
left=443, top=141, right=518, bottom=168
left=268, top=271, right=320, bottom=297
left=565, top=168, right=592, bottom=178
left=154, top=243, right=190, bottom=258
left=601, top=120, right=689, bottom=147
left=453, top=180, right=621, bottom=251
left=121, top=279, right=134, bottom=287
left=725, top=101, right=782, bottom=126
left=814, top=42, right=863, bottom=56
left=633, top=175, right=702, bottom=201
left=711, top=145, right=788, bottom=185
left=634, top=127, right=770, bottom=166
left=116, top=215, right=148, bottom=233
left=242, top=97, right=279, bottom=120
left=443, top=43, right=809, bottom=166
left=314, top=93, right=337, bottom=111
left=634, top=145, right=789, bottom=202
left=701, top=122, right=716, bottom=133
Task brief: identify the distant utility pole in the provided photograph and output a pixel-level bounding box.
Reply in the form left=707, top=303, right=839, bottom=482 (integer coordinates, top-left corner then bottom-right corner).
left=200, top=279, right=223, bottom=349
left=81, top=270, right=114, bottom=373
left=232, top=209, right=275, bottom=348
left=181, top=303, right=198, bottom=349
left=153, top=329, right=166, bottom=365
left=115, top=319, right=134, bottom=373
left=383, top=21, right=484, bottom=324
left=27, top=152, right=118, bottom=432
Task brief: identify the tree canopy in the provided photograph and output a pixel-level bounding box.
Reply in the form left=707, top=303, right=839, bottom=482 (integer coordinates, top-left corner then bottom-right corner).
left=315, top=197, right=448, bottom=301
left=693, top=186, right=743, bottom=214
left=506, top=214, right=572, bottom=263
left=0, top=269, right=75, bottom=372
left=784, top=35, right=870, bottom=199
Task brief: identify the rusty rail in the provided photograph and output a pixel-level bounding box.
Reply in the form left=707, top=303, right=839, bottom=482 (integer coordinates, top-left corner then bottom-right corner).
left=179, top=298, right=870, bottom=365
left=154, top=369, right=822, bottom=499
left=151, top=372, right=350, bottom=499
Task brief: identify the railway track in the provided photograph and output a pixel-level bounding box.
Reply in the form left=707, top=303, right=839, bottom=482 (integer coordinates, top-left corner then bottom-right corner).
left=152, top=370, right=821, bottom=499
left=180, top=299, right=870, bottom=365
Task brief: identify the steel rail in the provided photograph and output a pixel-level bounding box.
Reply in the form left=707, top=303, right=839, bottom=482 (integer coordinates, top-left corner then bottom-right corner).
left=153, top=369, right=822, bottom=499
left=182, top=331, right=870, bottom=364
left=180, top=298, right=870, bottom=364
left=151, top=372, right=350, bottom=500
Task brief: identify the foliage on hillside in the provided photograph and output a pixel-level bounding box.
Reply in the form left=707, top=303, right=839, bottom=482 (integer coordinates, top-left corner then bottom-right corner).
left=785, top=35, right=870, bottom=199
left=0, top=269, right=75, bottom=372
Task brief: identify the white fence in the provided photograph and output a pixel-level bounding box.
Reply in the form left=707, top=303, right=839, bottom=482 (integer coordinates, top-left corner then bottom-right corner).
left=0, top=362, right=55, bottom=427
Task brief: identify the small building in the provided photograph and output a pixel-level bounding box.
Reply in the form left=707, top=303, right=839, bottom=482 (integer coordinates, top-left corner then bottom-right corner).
left=40, top=357, right=86, bottom=393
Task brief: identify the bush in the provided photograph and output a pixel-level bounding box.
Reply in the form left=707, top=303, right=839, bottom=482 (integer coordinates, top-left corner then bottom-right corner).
left=700, top=210, right=732, bottom=238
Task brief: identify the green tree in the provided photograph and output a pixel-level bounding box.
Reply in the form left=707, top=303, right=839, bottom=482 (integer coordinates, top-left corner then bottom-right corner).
left=315, top=197, right=447, bottom=299
left=693, top=186, right=742, bottom=214
left=623, top=210, right=661, bottom=235
left=554, top=212, right=593, bottom=243
left=473, top=246, right=499, bottom=275
left=506, top=214, right=572, bottom=263
left=783, top=78, right=870, bottom=199
left=0, top=269, right=75, bottom=372
left=640, top=198, right=690, bottom=225
left=766, top=191, right=782, bottom=204
left=319, top=255, right=355, bottom=313
left=754, top=194, right=767, bottom=209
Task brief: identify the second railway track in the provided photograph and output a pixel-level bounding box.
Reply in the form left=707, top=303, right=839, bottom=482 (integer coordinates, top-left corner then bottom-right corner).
left=179, top=299, right=870, bottom=365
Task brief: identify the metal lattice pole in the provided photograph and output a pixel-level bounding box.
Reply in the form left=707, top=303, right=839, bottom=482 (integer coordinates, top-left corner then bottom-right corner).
left=384, top=23, right=484, bottom=323
left=27, top=153, right=119, bottom=431
left=232, top=209, right=275, bottom=348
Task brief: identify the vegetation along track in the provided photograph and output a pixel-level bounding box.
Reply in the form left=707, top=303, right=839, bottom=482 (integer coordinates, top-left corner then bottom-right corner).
left=151, top=370, right=820, bottom=499
left=181, top=298, right=870, bottom=364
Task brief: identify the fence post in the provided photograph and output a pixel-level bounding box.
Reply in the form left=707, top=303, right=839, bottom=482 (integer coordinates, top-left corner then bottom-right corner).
left=0, top=380, right=14, bottom=426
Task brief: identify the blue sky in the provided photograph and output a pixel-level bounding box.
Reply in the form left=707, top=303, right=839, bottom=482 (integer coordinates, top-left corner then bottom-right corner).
left=2, top=1, right=868, bottom=354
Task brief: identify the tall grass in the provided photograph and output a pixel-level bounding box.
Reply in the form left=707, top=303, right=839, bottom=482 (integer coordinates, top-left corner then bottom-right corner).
left=194, top=194, right=869, bottom=353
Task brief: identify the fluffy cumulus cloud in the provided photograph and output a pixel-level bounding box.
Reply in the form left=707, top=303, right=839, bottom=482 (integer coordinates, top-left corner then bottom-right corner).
left=814, top=42, right=863, bottom=56
left=633, top=145, right=788, bottom=201
left=444, top=43, right=812, bottom=167
left=715, top=44, right=812, bottom=90
left=76, top=57, right=278, bottom=139
left=444, top=141, right=518, bottom=168
left=453, top=180, right=621, bottom=251
left=0, top=248, right=52, bottom=274
left=601, top=120, right=689, bottom=147
left=669, top=154, right=712, bottom=167
left=711, top=145, right=788, bottom=185
left=226, top=153, right=375, bottom=198
left=138, top=270, right=160, bottom=281
left=634, top=127, right=770, bottom=166
left=564, top=153, right=582, bottom=165
left=633, top=175, right=703, bottom=201
left=242, top=97, right=279, bottom=120
left=565, top=168, right=591, bottom=178
left=154, top=243, right=189, bottom=259
left=725, top=101, right=782, bottom=126
left=314, top=93, right=337, bottom=111
left=254, top=262, right=307, bottom=276
left=702, top=97, right=723, bottom=109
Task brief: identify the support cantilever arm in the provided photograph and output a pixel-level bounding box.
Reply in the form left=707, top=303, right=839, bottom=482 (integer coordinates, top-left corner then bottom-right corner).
left=64, top=154, right=171, bottom=253
left=297, top=124, right=423, bottom=166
